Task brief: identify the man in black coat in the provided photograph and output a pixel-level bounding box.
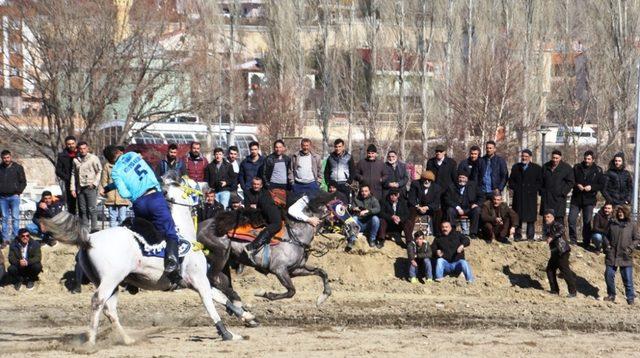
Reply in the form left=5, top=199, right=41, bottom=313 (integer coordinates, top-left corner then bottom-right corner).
left=540, top=150, right=575, bottom=222
left=603, top=152, right=632, bottom=206
left=355, top=144, right=386, bottom=200
left=55, top=135, right=78, bottom=215
left=426, top=145, right=457, bottom=193
left=457, top=145, right=485, bottom=188
left=508, top=149, right=542, bottom=241
left=405, top=170, right=441, bottom=239
left=197, top=190, right=224, bottom=222
left=382, top=150, right=409, bottom=199
left=377, top=189, right=410, bottom=247
left=444, top=170, right=482, bottom=239
left=204, top=147, right=237, bottom=210
left=568, top=150, right=605, bottom=245
left=426, top=145, right=457, bottom=235
left=8, top=229, right=42, bottom=290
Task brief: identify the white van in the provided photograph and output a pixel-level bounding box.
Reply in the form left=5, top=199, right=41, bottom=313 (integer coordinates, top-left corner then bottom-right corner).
left=544, top=125, right=597, bottom=146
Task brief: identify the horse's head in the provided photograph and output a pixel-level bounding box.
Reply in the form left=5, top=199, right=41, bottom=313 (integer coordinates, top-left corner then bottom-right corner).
left=306, top=192, right=338, bottom=221
left=163, top=174, right=202, bottom=208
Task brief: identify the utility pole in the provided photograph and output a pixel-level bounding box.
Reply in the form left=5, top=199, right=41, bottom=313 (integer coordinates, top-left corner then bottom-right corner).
left=632, top=60, right=640, bottom=219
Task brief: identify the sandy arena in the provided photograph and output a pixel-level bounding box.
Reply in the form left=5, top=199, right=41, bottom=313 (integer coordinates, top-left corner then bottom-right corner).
left=1, top=234, right=640, bottom=357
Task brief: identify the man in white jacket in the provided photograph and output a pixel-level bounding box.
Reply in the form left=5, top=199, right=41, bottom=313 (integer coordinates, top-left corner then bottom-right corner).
left=70, top=141, right=102, bottom=232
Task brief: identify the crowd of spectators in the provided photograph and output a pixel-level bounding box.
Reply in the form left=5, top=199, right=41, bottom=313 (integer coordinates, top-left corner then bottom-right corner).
left=0, top=135, right=637, bottom=304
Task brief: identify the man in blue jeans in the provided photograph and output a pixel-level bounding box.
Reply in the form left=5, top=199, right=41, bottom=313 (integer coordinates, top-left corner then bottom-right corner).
left=603, top=205, right=638, bottom=305
left=0, top=150, right=27, bottom=247
left=431, top=221, right=474, bottom=283
left=347, top=183, right=380, bottom=250
left=407, top=231, right=433, bottom=283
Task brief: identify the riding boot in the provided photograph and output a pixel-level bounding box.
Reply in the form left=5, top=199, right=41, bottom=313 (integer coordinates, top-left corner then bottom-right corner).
left=164, top=239, right=182, bottom=287
left=242, top=230, right=272, bottom=266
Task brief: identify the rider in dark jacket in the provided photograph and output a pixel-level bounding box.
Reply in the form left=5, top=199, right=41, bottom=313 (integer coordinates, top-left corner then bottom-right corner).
left=243, top=177, right=282, bottom=264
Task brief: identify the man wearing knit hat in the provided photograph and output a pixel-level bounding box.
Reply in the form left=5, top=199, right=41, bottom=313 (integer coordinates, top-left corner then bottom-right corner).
left=355, top=144, right=386, bottom=201
left=405, top=170, right=442, bottom=239
left=508, top=149, right=542, bottom=241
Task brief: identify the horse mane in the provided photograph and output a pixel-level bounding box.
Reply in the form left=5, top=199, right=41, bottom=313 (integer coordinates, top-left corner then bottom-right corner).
left=307, top=191, right=337, bottom=214
left=212, top=208, right=265, bottom=237
left=41, top=211, right=92, bottom=250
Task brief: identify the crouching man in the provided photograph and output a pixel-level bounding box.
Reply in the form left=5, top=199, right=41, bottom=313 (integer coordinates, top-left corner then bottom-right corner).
left=8, top=229, right=42, bottom=290
left=407, top=230, right=432, bottom=284
left=431, top=221, right=474, bottom=283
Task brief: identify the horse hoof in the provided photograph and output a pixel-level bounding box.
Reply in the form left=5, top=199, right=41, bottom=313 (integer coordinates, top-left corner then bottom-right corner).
left=244, top=319, right=260, bottom=328
left=316, top=293, right=330, bottom=307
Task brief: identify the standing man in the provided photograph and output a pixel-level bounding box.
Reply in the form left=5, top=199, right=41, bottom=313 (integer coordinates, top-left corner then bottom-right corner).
left=458, top=145, right=485, bottom=187
left=100, top=146, right=130, bottom=227
left=55, top=135, right=77, bottom=215
left=70, top=142, right=102, bottom=233
left=155, top=143, right=186, bottom=178
left=205, top=147, right=236, bottom=209
left=568, top=150, right=605, bottom=246
left=382, top=150, right=409, bottom=199
left=185, top=141, right=209, bottom=186
left=324, top=139, right=355, bottom=199
left=426, top=145, right=457, bottom=235
left=602, top=152, right=632, bottom=206
left=426, top=145, right=457, bottom=191
left=262, top=139, right=292, bottom=205
left=355, top=144, right=386, bottom=201
left=540, top=150, right=575, bottom=223
left=542, top=209, right=576, bottom=298
left=481, top=140, right=508, bottom=200
left=226, top=145, right=241, bottom=193
left=290, top=138, right=322, bottom=196
left=238, top=141, right=264, bottom=193
left=508, top=149, right=542, bottom=241
left=0, top=150, right=26, bottom=246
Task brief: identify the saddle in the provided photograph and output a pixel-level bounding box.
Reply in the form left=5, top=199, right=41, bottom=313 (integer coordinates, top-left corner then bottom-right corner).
left=227, top=222, right=286, bottom=246
left=122, top=217, right=191, bottom=258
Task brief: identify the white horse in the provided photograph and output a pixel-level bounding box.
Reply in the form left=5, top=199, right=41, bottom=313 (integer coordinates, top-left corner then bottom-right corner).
left=42, top=178, right=253, bottom=345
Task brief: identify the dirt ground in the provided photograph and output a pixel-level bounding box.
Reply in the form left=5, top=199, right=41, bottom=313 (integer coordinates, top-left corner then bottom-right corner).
left=2, top=234, right=640, bottom=357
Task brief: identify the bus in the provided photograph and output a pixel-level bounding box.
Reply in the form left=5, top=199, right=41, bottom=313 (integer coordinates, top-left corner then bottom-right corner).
left=98, top=116, right=259, bottom=166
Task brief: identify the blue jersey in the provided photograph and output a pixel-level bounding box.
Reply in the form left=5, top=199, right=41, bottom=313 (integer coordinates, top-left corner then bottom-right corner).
left=110, top=152, right=161, bottom=202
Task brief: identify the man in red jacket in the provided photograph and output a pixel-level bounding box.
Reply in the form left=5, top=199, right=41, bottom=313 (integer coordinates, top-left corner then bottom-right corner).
left=185, top=141, right=209, bottom=185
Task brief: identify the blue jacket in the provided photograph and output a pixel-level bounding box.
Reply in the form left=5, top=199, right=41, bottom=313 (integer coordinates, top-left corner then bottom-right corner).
left=108, top=152, right=161, bottom=202
left=481, top=155, right=508, bottom=192
left=238, top=155, right=265, bottom=191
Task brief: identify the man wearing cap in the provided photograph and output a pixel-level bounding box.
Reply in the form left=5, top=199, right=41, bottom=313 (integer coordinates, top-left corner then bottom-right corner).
left=444, top=169, right=482, bottom=239
left=426, top=145, right=457, bottom=234
left=540, top=150, right=575, bottom=222
left=426, top=145, right=457, bottom=191
left=405, top=170, right=442, bottom=238
left=377, top=188, right=410, bottom=247
left=324, top=139, right=355, bottom=199
left=355, top=144, right=386, bottom=201
left=508, top=149, right=542, bottom=241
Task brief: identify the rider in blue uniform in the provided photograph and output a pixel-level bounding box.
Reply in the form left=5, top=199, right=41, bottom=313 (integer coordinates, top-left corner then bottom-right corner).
left=101, top=145, right=181, bottom=285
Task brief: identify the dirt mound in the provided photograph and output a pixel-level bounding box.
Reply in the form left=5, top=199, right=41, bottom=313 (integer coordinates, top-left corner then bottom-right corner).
left=2, top=233, right=640, bottom=335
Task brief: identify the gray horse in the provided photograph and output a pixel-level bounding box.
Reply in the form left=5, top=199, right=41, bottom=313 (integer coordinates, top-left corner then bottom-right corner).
left=197, top=193, right=334, bottom=308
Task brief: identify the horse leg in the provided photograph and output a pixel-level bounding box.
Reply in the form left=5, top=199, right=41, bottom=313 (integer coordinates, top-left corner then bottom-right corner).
left=189, top=273, right=243, bottom=341
left=290, top=265, right=332, bottom=307
left=87, top=277, right=121, bottom=345
left=210, top=270, right=258, bottom=326
left=102, top=292, right=135, bottom=345
left=258, top=269, right=296, bottom=301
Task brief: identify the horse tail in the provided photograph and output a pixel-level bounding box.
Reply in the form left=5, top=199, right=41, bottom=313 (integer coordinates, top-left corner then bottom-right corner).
left=41, top=211, right=92, bottom=250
